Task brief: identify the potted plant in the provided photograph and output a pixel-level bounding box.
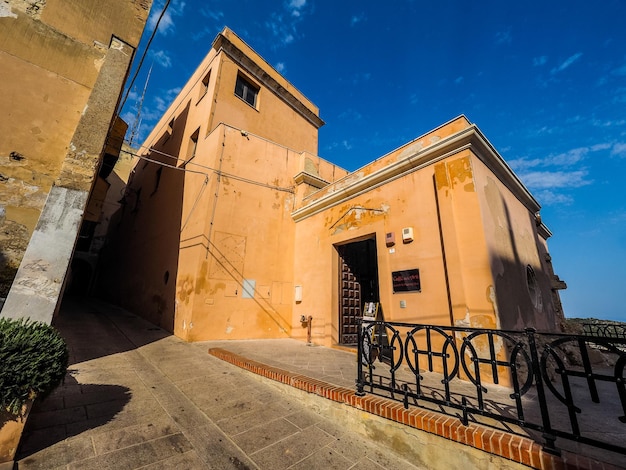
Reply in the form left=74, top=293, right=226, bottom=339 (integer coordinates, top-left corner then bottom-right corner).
left=0, top=317, right=68, bottom=464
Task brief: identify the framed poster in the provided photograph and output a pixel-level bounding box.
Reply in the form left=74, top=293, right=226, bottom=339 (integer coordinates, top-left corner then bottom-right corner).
left=363, top=302, right=378, bottom=319
left=392, top=269, right=421, bottom=293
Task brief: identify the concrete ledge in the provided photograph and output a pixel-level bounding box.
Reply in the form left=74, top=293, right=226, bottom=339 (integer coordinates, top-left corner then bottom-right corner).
left=209, top=347, right=623, bottom=470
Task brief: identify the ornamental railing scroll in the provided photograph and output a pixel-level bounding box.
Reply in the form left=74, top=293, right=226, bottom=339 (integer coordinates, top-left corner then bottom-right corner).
left=355, top=320, right=626, bottom=457
left=582, top=322, right=626, bottom=340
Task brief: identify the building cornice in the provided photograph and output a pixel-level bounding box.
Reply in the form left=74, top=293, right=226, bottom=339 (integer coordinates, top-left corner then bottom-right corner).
left=294, top=171, right=329, bottom=189
left=213, top=32, right=325, bottom=129
left=537, top=222, right=553, bottom=240
left=292, top=125, right=543, bottom=224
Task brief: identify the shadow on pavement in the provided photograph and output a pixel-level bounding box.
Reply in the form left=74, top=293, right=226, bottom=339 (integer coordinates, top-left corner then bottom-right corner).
left=16, top=294, right=170, bottom=461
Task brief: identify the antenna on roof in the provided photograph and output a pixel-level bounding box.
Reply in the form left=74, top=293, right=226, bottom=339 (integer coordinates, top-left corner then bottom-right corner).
left=128, top=63, right=153, bottom=147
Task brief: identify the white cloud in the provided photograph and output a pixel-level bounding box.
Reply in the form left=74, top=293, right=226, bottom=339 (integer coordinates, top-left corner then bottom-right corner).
left=591, top=143, right=612, bottom=151
left=549, top=147, right=592, bottom=166
left=326, top=139, right=354, bottom=152
left=494, top=29, right=512, bottom=45
left=510, top=144, right=610, bottom=172
left=266, top=14, right=296, bottom=45
left=535, top=190, right=574, bottom=206
left=550, top=52, right=583, bottom=74
left=126, top=90, right=139, bottom=103
left=120, top=110, right=136, bottom=127
left=266, top=1, right=311, bottom=47
left=592, top=117, right=626, bottom=127
left=520, top=170, right=590, bottom=189
left=507, top=142, right=618, bottom=201
left=275, top=62, right=286, bottom=73
left=150, top=50, right=172, bottom=68
left=533, top=56, right=548, bottom=67
left=151, top=87, right=182, bottom=114
left=147, top=0, right=186, bottom=36
left=611, top=143, right=626, bottom=157
left=454, top=76, right=464, bottom=84
left=350, top=13, right=366, bottom=27
left=287, top=0, right=307, bottom=17
left=201, top=9, right=224, bottom=22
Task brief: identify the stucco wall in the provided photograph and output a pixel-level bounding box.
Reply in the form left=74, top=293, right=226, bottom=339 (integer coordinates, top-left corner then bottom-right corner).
left=293, top=161, right=466, bottom=346
left=100, top=29, right=329, bottom=340
left=210, top=57, right=320, bottom=155
left=472, top=155, right=560, bottom=331
left=179, top=127, right=300, bottom=341
left=0, top=0, right=151, bottom=298
left=433, top=152, right=498, bottom=331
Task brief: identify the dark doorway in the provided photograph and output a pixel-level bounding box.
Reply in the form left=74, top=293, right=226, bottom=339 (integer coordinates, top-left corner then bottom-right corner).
left=337, top=237, right=380, bottom=345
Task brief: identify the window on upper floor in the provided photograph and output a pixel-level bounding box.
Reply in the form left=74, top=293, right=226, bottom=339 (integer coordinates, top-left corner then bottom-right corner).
left=186, top=128, right=200, bottom=163
left=234, top=73, right=259, bottom=108
left=198, top=70, right=211, bottom=102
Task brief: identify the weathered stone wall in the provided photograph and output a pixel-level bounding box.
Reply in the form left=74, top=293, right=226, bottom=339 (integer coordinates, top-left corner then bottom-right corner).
left=0, top=0, right=151, bottom=303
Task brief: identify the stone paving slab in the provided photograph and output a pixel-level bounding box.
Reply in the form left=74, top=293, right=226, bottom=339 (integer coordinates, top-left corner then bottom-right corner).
left=16, top=298, right=423, bottom=469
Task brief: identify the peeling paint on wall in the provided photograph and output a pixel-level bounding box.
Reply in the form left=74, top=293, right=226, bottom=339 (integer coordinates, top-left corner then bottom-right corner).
left=330, top=203, right=389, bottom=234
left=0, top=2, right=17, bottom=18
left=4, top=0, right=46, bottom=19
left=447, top=156, right=474, bottom=189
left=434, top=162, right=449, bottom=191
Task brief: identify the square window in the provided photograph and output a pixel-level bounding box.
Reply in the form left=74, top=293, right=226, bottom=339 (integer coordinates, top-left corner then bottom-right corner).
left=234, top=73, right=259, bottom=107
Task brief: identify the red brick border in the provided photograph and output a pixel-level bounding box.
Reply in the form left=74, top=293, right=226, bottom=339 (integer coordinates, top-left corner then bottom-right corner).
left=208, top=348, right=622, bottom=470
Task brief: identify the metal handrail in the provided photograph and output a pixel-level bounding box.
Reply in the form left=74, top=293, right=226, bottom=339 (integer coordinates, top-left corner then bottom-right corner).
left=356, top=319, right=626, bottom=456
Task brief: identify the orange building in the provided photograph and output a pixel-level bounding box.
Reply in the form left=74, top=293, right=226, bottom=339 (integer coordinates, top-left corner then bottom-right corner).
left=100, top=27, right=566, bottom=345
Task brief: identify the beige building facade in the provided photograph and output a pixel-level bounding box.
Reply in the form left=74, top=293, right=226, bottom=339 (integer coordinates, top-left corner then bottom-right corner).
left=101, top=27, right=566, bottom=346
left=0, top=0, right=152, bottom=321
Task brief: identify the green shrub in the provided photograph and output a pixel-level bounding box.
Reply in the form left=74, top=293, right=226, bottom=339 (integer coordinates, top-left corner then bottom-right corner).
left=0, top=318, right=69, bottom=416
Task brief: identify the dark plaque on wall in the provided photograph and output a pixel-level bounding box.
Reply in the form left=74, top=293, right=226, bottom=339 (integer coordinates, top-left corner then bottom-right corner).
left=392, top=269, right=421, bottom=293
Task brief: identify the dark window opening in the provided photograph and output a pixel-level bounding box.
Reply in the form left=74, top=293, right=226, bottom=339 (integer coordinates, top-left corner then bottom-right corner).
left=235, top=73, right=259, bottom=107
left=151, top=166, right=163, bottom=196
left=526, top=265, right=542, bottom=309
left=185, top=128, right=200, bottom=165
left=199, top=70, right=211, bottom=100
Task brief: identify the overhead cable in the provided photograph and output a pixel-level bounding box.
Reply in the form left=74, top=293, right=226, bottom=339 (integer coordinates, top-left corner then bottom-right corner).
left=117, top=0, right=173, bottom=114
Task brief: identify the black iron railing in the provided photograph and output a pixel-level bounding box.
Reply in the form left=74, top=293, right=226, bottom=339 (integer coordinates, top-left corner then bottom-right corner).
left=356, top=320, right=626, bottom=457
left=582, top=322, right=626, bottom=340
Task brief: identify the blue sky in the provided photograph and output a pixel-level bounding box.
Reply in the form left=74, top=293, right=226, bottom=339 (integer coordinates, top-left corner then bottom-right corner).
left=120, top=0, right=626, bottom=322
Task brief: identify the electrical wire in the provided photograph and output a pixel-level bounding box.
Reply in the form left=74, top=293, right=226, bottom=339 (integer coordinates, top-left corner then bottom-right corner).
left=117, top=0, right=173, bottom=114
left=121, top=149, right=209, bottom=178
left=125, top=145, right=295, bottom=193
